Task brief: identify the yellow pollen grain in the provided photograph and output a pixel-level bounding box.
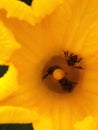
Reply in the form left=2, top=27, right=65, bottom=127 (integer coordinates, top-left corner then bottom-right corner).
left=53, top=68, right=65, bottom=80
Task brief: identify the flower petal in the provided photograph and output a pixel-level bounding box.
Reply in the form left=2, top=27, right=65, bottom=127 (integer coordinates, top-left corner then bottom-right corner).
left=0, top=64, right=18, bottom=100
left=0, top=21, right=20, bottom=63
left=74, top=116, right=97, bottom=130
left=82, top=70, right=98, bottom=94
left=0, top=0, right=36, bottom=25
left=34, top=116, right=53, bottom=130
left=0, top=0, right=64, bottom=25
left=32, top=0, right=64, bottom=19
left=64, top=0, right=98, bottom=56
left=0, top=106, right=38, bottom=124
left=0, top=106, right=54, bottom=130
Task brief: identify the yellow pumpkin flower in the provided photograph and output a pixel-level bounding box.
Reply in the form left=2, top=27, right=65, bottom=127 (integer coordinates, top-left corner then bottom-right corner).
left=0, top=20, right=20, bottom=63
left=0, top=20, right=19, bottom=100
left=0, top=106, right=38, bottom=124
left=0, top=0, right=98, bottom=129
left=74, top=116, right=97, bottom=130
left=0, top=106, right=53, bottom=130
left=0, top=0, right=63, bottom=25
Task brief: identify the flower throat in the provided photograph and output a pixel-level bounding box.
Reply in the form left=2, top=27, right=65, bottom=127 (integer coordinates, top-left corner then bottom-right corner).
left=42, top=51, right=84, bottom=94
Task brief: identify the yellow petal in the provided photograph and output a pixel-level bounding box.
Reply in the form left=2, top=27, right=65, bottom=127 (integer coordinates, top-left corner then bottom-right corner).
left=0, top=0, right=64, bottom=25
left=74, top=116, right=97, bottom=130
left=0, top=106, right=54, bottom=130
left=34, top=116, right=53, bottom=130
left=32, top=0, right=64, bottom=19
left=0, top=21, right=20, bottom=63
left=0, top=106, right=38, bottom=124
left=0, top=0, right=36, bottom=25
left=0, top=0, right=98, bottom=129
left=0, top=64, right=18, bottom=100
left=64, top=0, right=98, bottom=56
left=82, top=70, right=98, bottom=93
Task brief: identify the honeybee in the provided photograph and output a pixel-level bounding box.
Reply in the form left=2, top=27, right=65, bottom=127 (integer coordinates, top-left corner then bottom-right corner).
left=64, top=50, right=82, bottom=69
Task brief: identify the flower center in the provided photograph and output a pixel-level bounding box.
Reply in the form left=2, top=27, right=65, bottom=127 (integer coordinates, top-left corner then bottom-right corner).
left=42, top=51, right=84, bottom=94
left=53, top=68, right=65, bottom=80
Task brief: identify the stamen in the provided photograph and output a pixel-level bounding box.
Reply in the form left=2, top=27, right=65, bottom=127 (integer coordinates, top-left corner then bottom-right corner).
left=52, top=68, right=65, bottom=80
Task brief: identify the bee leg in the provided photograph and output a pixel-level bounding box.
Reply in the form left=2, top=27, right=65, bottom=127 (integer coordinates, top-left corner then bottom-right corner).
left=42, top=73, right=49, bottom=79
left=69, top=53, right=73, bottom=57
left=66, top=50, right=69, bottom=56
left=77, top=58, right=82, bottom=63
left=74, top=66, right=83, bottom=69
left=66, top=51, right=71, bottom=57
left=63, top=51, right=67, bottom=58
left=42, top=67, right=53, bottom=79
left=72, top=81, right=77, bottom=84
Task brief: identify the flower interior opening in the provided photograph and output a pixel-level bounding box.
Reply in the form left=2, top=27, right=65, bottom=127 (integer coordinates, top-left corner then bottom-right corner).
left=42, top=51, right=84, bottom=94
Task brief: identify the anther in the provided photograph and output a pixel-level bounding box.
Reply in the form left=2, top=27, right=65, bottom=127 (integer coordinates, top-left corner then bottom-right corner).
left=52, top=68, right=65, bottom=80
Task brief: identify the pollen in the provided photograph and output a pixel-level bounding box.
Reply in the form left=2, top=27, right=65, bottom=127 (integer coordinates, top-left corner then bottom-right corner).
left=52, top=68, right=65, bottom=80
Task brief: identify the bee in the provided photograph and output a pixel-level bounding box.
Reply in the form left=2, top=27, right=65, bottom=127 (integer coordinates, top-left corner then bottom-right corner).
left=64, top=50, right=82, bottom=69
left=59, top=77, right=77, bottom=92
